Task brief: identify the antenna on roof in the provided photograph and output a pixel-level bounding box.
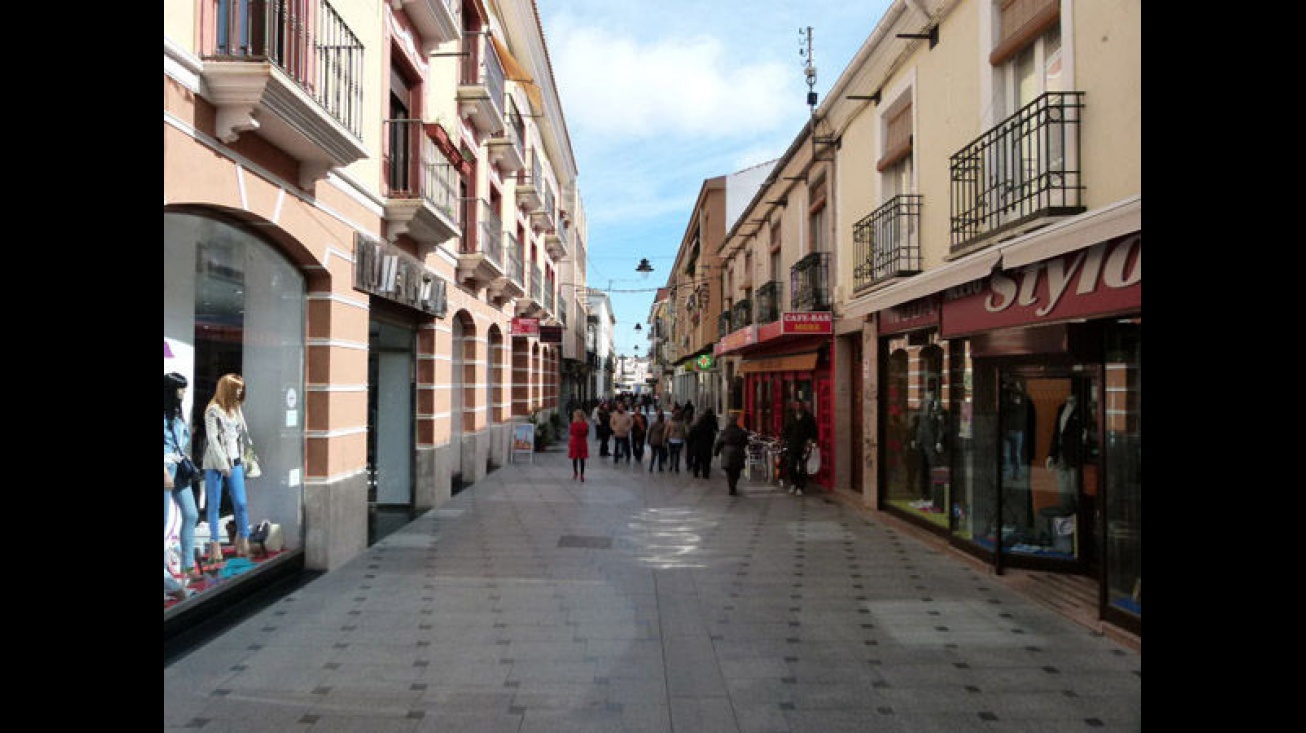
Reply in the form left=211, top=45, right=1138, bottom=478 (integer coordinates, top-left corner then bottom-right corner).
left=799, top=26, right=817, bottom=110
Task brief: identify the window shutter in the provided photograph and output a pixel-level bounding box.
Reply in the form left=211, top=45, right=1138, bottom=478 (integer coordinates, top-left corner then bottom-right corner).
left=990, top=0, right=1059, bottom=66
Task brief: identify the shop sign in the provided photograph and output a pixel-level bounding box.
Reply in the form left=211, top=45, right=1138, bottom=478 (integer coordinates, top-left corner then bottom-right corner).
left=781, top=311, right=833, bottom=335
left=539, top=325, right=563, bottom=343
left=942, top=233, right=1141, bottom=337
left=353, top=234, right=447, bottom=318
left=880, top=295, right=941, bottom=335
left=694, top=354, right=715, bottom=371
left=511, top=317, right=540, bottom=336
left=715, top=324, right=757, bottom=355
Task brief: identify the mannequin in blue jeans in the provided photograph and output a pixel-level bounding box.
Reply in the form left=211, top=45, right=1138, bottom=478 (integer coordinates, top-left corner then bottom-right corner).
left=202, top=373, right=255, bottom=562
left=164, top=372, right=201, bottom=583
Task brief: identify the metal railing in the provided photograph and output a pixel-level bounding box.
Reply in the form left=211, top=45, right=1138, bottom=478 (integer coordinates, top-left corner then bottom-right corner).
left=518, top=147, right=541, bottom=188
left=545, top=282, right=555, bottom=314
left=732, top=299, right=753, bottom=331
left=461, top=32, right=506, bottom=117
left=852, top=194, right=921, bottom=292
left=463, top=198, right=503, bottom=267
left=208, top=0, right=363, bottom=138
left=949, top=91, right=1085, bottom=250
left=383, top=119, right=461, bottom=225
left=558, top=295, right=568, bottom=326
left=531, top=263, right=543, bottom=303
left=755, top=280, right=782, bottom=324
left=719, top=310, right=732, bottom=339
left=790, top=252, right=830, bottom=311
left=505, top=231, right=524, bottom=286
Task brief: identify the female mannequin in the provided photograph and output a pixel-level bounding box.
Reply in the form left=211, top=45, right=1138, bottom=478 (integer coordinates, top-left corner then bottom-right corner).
left=164, top=372, right=201, bottom=582
left=202, top=373, right=255, bottom=561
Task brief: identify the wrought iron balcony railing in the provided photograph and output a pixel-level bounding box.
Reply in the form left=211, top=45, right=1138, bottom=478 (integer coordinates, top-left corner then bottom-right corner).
left=731, top=299, right=753, bottom=332
left=506, top=231, right=524, bottom=286
left=463, top=198, right=503, bottom=266
left=754, top=280, right=782, bottom=324
left=790, top=252, right=830, bottom=312
left=545, top=282, right=555, bottom=315
left=208, top=0, right=364, bottom=138
left=949, top=91, right=1085, bottom=250
left=531, top=263, right=544, bottom=303
left=461, top=32, right=506, bottom=111
left=718, top=310, right=732, bottom=339
left=383, top=119, right=461, bottom=224
left=852, top=194, right=921, bottom=292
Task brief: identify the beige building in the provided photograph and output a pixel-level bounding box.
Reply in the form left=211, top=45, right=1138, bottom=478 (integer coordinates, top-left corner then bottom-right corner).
left=164, top=0, right=587, bottom=616
left=711, top=0, right=1141, bottom=639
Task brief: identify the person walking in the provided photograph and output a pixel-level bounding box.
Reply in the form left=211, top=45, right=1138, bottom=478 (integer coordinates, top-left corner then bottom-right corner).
left=610, top=402, right=634, bottom=464
left=714, top=411, right=749, bottom=495
left=593, top=401, right=611, bottom=457
left=631, top=409, right=648, bottom=466
left=645, top=409, right=668, bottom=472
left=782, top=400, right=819, bottom=496
left=689, top=408, right=718, bottom=479
left=666, top=408, right=687, bottom=473
left=568, top=408, right=590, bottom=481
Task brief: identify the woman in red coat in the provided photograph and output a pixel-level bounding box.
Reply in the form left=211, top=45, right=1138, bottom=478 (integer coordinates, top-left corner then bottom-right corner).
left=568, top=409, right=590, bottom=481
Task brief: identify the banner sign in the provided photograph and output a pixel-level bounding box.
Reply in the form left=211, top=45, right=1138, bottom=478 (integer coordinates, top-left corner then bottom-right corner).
left=510, top=422, right=535, bottom=463
left=781, top=311, right=833, bottom=335
left=715, top=324, right=757, bottom=355
left=511, top=317, right=540, bottom=336
left=942, top=233, right=1141, bottom=337
left=539, top=325, right=563, bottom=343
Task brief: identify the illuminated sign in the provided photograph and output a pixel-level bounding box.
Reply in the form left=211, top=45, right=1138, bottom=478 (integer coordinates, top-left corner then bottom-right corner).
left=780, top=311, right=833, bottom=334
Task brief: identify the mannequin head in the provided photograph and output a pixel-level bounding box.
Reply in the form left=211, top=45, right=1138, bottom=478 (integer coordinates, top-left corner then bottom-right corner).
left=209, top=373, right=247, bottom=413
left=164, top=372, right=188, bottom=417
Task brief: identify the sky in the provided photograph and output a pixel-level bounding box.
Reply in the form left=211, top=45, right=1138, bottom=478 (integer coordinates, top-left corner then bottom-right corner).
left=535, top=0, right=895, bottom=358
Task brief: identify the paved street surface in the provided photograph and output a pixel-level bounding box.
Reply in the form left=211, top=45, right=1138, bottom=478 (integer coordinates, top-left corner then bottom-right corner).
left=164, top=444, right=1142, bottom=732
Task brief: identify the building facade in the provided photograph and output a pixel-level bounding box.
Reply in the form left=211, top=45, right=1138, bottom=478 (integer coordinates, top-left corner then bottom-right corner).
left=707, top=0, right=1141, bottom=637
left=164, top=0, right=586, bottom=614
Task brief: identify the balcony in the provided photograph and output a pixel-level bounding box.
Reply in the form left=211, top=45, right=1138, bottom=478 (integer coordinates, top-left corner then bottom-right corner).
left=516, top=149, right=543, bottom=212
left=457, top=32, right=506, bottom=136
left=731, top=299, right=753, bottom=332
left=718, top=310, right=732, bottom=340
left=950, top=91, right=1085, bottom=251
left=531, top=185, right=554, bottom=233
left=382, top=119, right=462, bottom=249
left=516, top=263, right=545, bottom=317
left=202, top=0, right=366, bottom=189
left=391, top=0, right=461, bottom=53
left=852, top=194, right=922, bottom=293
left=487, top=108, right=526, bottom=174
left=754, top=280, right=782, bottom=325
left=492, top=231, right=525, bottom=302
left=456, top=198, right=506, bottom=291
left=544, top=221, right=569, bottom=260
left=790, top=252, right=830, bottom=312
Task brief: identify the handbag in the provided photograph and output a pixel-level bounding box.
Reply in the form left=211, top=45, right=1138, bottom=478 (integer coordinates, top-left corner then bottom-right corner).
left=168, top=420, right=200, bottom=488
left=239, top=411, right=262, bottom=478
left=242, top=443, right=262, bottom=478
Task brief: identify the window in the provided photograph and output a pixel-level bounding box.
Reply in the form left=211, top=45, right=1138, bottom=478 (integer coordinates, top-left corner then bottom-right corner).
left=992, top=0, right=1062, bottom=117
left=808, top=179, right=828, bottom=255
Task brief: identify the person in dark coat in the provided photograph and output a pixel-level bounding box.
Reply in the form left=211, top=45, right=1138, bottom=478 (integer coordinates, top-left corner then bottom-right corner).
left=714, top=411, right=749, bottom=495
left=688, top=408, right=718, bottom=479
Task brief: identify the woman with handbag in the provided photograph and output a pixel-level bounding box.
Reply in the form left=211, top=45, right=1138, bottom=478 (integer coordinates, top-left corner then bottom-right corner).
left=201, top=373, right=256, bottom=561
left=164, top=372, right=201, bottom=584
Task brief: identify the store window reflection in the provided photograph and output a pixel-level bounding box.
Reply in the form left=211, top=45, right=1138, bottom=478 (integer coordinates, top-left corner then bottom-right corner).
left=164, top=211, right=305, bottom=610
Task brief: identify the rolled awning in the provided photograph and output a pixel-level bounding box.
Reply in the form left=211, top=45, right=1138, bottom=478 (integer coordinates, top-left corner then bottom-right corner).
left=490, top=33, right=543, bottom=114
left=739, top=351, right=819, bottom=374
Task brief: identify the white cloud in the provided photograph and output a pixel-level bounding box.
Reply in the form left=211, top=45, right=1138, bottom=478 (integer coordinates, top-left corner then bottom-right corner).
left=550, top=21, right=795, bottom=142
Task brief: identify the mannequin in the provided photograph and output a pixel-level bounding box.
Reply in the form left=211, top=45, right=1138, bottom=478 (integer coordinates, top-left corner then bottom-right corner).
left=910, top=392, right=947, bottom=503
left=164, top=372, right=202, bottom=586
left=1001, top=380, right=1035, bottom=480
left=202, top=373, right=255, bottom=562
left=1046, top=394, right=1084, bottom=507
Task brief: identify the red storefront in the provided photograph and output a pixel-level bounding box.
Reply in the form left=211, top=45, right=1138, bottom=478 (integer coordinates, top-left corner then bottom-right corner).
left=717, top=311, right=834, bottom=489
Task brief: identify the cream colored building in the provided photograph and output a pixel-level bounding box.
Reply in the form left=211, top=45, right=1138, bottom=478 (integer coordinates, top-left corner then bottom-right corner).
left=164, top=0, right=587, bottom=613
left=712, top=0, right=1141, bottom=639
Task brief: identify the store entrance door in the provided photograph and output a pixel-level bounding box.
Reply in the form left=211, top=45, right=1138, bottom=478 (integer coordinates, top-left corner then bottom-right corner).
left=999, top=370, right=1101, bottom=573
left=367, top=320, right=416, bottom=512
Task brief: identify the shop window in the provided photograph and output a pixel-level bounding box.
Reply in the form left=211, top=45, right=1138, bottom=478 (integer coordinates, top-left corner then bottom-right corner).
left=164, top=210, right=306, bottom=608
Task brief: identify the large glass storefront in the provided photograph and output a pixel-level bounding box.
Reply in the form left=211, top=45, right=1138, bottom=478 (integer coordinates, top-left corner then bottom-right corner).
left=879, top=320, right=1141, bottom=631
left=164, top=210, right=306, bottom=609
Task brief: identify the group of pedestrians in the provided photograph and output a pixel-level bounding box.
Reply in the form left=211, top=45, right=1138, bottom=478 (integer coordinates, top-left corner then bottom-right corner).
left=566, top=397, right=821, bottom=499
